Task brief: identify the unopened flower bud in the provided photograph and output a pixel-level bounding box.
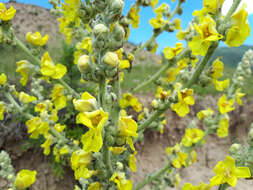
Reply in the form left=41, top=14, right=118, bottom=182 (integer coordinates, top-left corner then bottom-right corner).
left=77, top=55, right=90, bottom=73
left=113, top=24, right=125, bottom=41
left=111, top=0, right=124, bottom=11
left=229, top=143, right=241, bottom=154
left=151, top=99, right=159, bottom=109
left=116, top=162, right=124, bottom=170
left=73, top=99, right=96, bottom=112
left=103, top=52, right=118, bottom=67
left=94, top=24, right=108, bottom=37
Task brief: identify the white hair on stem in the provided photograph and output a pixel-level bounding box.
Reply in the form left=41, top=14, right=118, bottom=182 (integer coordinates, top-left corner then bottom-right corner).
left=222, top=0, right=253, bottom=15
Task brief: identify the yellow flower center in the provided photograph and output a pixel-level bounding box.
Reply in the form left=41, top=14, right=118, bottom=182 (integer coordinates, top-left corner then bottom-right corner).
left=225, top=169, right=232, bottom=178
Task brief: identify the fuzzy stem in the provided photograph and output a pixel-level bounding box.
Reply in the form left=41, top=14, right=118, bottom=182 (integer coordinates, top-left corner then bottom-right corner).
left=133, top=162, right=170, bottom=190
left=132, top=48, right=190, bottom=94
left=218, top=184, right=229, bottom=190
left=184, top=42, right=218, bottom=88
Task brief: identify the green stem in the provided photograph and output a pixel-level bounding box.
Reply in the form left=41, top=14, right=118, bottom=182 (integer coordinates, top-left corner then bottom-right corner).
left=218, top=184, right=229, bottom=190
left=218, top=0, right=241, bottom=33
left=132, top=48, right=190, bottom=94
left=133, top=162, right=170, bottom=190
left=134, top=35, right=157, bottom=57
left=14, top=37, right=41, bottom=65
left=14, top=36, right=79, bottom=97
left=185, top=42, right=218, bottom=88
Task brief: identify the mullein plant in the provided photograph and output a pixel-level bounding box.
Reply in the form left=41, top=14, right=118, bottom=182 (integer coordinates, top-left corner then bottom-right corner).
left=0, top=0, right=253, bottom=189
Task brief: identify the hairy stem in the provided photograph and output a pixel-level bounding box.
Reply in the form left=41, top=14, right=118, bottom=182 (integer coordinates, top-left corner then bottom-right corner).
left=184, top=42, right=218, bottom=88
left=133, top=162, right=170, bottom=190
left=132, top=48, right=190, bottom=94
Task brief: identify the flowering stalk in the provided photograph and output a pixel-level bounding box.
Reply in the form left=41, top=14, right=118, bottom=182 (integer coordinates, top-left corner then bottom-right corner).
left=185, top=42, right=219, bottom=88
left=133, top=162, right=171, bottom=190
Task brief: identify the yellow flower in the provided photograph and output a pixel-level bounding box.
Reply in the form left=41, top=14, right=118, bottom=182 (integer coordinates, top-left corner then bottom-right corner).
left=197, top=108, right=214, bottom=120
left=74, top=37, right=92, bottom=64
left=235, top=88, right=245, bottom=106
left=163, top=43, right=183, bottom=60
left=70, top=150, right=96, bottom=180
left=26, top=32, right=49, bottom=46
left=188, top=16, right=223, bottom=56
left=54, top=123, right=66, bottom=133
left=16, top=60, right=30, bottom=86
left=110, top=172, right=133, bottom=190
left=213, top=79, right=230, bottom=91
left=128, top=6, right=140, bottom=28
left=210, top=156, right=251, bottom=187
left=155, top=3, right=169, bottom=14
left=217, top=117, right=229, bottom=138
left=210, top=58, right=224, bottom=79
left=172, top=152, right=188, bottom=168
left=51, top=84, right=67, bottom=110
left=203, top=0, right=224, bottom=14
left=176, top=30, right=188, bottom=40
left=0, top=73, right=7, bottom=85
left=225, top=6, right=250, bottom=47
left=53, top=145, right=69, bottom=162
left=34, top=102, right=47, bottom=113
left=173, top=18, right=181, bottom=30
left=0, top=3, right=16, bottom=21
left=218, top=94, right=235, bottom=114
left=118, top=116, right=138, bottom=138
left=88, top=182, right=101, bottom=190
left=41, top=134, right=53, bottom=155
left=149, top=13, right=167, bottom=29
left=26, top=117, right=50, bottom=139
left=14, top=169, right=37, bottom=190
left=129, top=151, right=137, bottom=172
left=77, top=109, right=108, bottom=152
left=120, top=93, right=142, bottom=112
left=19, top=92, right=37, bottom=104
left=73, top=92, right=97, bottom=112
left=118, top=116, right=138, bottom=151
left=182, top=128, right=204, bottom=147
left=109, top=146, right=127, bottom=155
left=50, top=109, right=59, bottom=122
left=0, top=102, right=5, bottom=120
left=41, top=52, right=67, bottom=79
left=150, top=0, right=158, bottom=9
left=171, top=88, right=195, bottom=117
left=71, top=150, right=92, bottom=170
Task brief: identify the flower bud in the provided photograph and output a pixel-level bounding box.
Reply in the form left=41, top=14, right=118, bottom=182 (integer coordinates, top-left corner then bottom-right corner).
left=113, top=24, right=125, bottom=41
left=73, top=99, right=96, bottom=112
left=77, top=55, right=90, bottom=73
left=102, top=52, right=118, bottom=67
left=229, top=143, right=241, bottom=154
left=94, top=24, right=108, bottom=37
left=116, top=162, right=124, bottom=170
left=151, top=99, right=159, bottom=109
left=111, top=0, right=124, bottom=11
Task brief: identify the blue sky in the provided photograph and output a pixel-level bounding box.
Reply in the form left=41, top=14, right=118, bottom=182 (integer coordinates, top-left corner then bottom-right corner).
left=1, top=0, right=252, bottom=52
